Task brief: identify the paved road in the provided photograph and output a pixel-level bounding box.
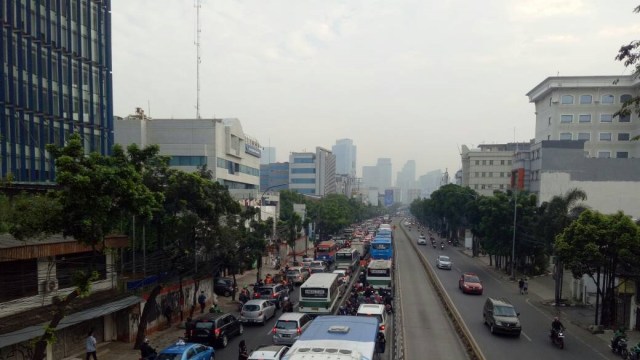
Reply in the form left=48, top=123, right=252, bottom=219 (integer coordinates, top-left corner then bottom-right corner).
left=404, top=225, right=618, bottom=360
left=395, top=223, right=469, bottom=359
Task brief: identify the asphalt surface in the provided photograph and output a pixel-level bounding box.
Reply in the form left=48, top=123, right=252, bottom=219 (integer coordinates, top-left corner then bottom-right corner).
left=404, top=224, right=620, bottom=360
left=395, top=223, right=469, bottom=360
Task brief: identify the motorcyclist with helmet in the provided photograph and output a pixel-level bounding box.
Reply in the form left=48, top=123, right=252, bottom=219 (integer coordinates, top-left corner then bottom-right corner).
left=140, top=338, right=157, bottom=360
left=550, top=317, right=564, bottom=340
left=282, top=297, right=293, bottom=313
left=611, top=328, right=628, bottom=353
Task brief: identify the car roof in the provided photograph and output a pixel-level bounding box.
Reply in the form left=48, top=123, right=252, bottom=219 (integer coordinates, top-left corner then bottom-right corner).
left=438, top=255, right=450, bottom=259
left=288, top=266, right=304, bottom=270
left=357, top=304, right=385, bottom=314
left=195, top=313, right=226, bottom=321
left=249, top=345, right=287, bottom=358
left=462, top=272, right=478, bottom=276
left=276, top=312, right=307, bottom=321
left=160, top=341, right=201, bottom=354
left=245, top=299, right=271, bottom=305
left=487, top=297, right=514, bottom=306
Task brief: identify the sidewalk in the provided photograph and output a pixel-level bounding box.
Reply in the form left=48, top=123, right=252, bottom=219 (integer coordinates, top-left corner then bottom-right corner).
left=63, top=237, right=314, bottom=360
left=458, top=247, right=640, bottom=347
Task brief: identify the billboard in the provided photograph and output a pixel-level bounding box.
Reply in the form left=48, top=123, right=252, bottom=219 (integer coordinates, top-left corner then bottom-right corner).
left=384, top=189, right=394, bottom=207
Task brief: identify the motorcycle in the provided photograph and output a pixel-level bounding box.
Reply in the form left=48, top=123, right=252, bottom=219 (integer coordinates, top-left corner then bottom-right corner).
left=432, top=243, right=436, bottom=249
left=440, top=244, right=445, bottom=250
left=611, top=337, right=629, bottom=358
left=550, top=328, right=565, bottom=349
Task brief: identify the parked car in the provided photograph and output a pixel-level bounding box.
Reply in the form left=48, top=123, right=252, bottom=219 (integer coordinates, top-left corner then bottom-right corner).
left=248, top=345, right=290, bottom=360
left=272, top=312, right=313, bottom=345
left=241, top=299, right=277, bottom=325
left=188, top=313, right=243, bottom=348
left=483, top=297, right=521, bottom=336
left=213, top=277, right=235, bottom=297
left=436, top=255, right=452, bottom=270
left=253, top=284, right=290, bottom=308
left=156, top=339, right=214, bottom=360
left=286, top=266, right=310, bottom=286
left=459, top=272, right=483, bottom=295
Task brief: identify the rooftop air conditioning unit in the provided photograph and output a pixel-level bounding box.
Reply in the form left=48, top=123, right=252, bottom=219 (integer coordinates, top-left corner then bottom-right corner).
left=42, top=279, right=58, bottom=293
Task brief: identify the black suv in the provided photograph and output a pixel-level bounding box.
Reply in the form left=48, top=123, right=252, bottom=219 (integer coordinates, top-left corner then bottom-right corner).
left=188, top=313, right=243, bottom=348
left=214, top=278, right=235, bottom=297
left=252, top=284, right=289, bottom=308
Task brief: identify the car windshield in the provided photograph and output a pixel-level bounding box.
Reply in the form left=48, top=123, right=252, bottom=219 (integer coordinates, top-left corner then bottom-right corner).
left=156, top=354, right=181, bottom=360
left=244, top=304, right=260, bottom=311
left=494, top=305, right=517, bottom=317
left=286, top=270, right=300, bottom=276
left=259, top=288, right=273, bottom=295
left=275, top=320, right=298, bottom=329
left=465, top=276, right=480, bottom=283
left=194, top=321, right=214, bottom=329
left=439, top=256, right=450, bottom=262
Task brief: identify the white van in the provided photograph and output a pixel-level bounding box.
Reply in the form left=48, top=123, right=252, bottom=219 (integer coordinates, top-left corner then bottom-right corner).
left=356, top=304, right=388, bottom=339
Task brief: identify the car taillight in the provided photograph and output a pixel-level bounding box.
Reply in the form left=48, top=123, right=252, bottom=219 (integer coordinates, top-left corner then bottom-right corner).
left=297, top=327, right=302, bottom=335
left=241, top=311, right=244, bottom=316
left=272, top=327, right=277, bottom=334
left=214, top=328, right=221, bottom=336
left=379, top=325, right=385, bottom=331
left=259, top=311, right=263, bottom=316
left=272, top=293, right=278, bottom=298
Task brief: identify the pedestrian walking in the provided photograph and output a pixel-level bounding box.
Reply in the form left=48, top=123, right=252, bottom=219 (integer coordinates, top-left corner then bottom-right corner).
left=523, top=278, right=529, bottom=295
left=198, top=291, right=207, bottom=314
left=85, top=329, right=97, bottom=360
left=518, top=278, right=525, bottom=294
left=238, top=339, right=249, bottom=360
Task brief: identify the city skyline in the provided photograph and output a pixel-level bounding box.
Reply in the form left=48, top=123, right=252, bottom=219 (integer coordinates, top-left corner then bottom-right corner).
left=111, top=1, right=639, bottom=178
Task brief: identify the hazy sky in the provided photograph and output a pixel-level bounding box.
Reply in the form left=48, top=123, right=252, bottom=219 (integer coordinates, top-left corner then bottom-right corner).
left=111, top=0, right=639, bottom=179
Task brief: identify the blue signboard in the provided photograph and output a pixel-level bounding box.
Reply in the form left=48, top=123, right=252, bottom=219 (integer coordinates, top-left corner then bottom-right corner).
left=384, top=189, right=393, bottom=207
left=245, top=144, right=262, bottom=157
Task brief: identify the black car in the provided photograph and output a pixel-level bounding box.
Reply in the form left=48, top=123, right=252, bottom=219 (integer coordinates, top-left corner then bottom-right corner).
left=188, top=313, right=243, bottom=348
left=252, top=284, right=289, bottom=308
left=214, top=278, right=235, bottom=297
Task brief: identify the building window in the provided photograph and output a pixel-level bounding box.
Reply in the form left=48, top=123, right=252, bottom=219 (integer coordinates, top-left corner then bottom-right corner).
left=489, top=160, right=493, bottom=165
left=548, top=117, right=552, bottom=125
left=617, top=152, right=629, bottom=158
left=600, top=114, right=613, bottom=123
left=291, top=178, right=315, bottom=184
left=561, top=95, right=574, bottom=104
left=499, top=184, right=505, bottom=189
left=481, top=172, right=486, bottom=177
left=561, top=115, right=573, bottom=123
left=475, top=160, right=479, bottom=165
left=619, top=113, right=631, bottom=122
left=474, top=184, right=479, bottom=189
left=482, top=160, right=486, bottom=165
left=293, top=157, right=314, bottom=164
left=507, top=160, right=512, bottom=165
left=620, top=94, right=632, bottom=103
left=481, top=184, right=486, bottom=189
left=559, top=132, right=572, bottom=140
left=580, top=95, right=592, bottom=104
left=291, top=168, right=315, bottom=174
left=170, top=156, right=207, bottom=166
left=599, top=133, right=612, bottom=141
left=500, top=160, right=505, bottom=165
left=618, top=133, right=630, bottom=141
left=579, top=114, right=591, bottom=123
left=474, top=172, right=479, bottom=177
left=598, top=151, right=611, bottom=158
left=601, top=94, right=614, bottom=104
left=577, top=132, right=590, bottom=141
left=488, top=172, right=493, bottom=177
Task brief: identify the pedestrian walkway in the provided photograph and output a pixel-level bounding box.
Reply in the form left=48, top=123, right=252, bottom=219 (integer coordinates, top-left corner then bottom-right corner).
left=63, top=237, right=315, bottom=360
left=458, top=247, right=640, bottom=348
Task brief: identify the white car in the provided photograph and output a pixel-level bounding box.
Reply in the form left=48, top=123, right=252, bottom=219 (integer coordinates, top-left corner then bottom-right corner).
left=436, top=255, right=452, bottom=270
left=241, top=299, right=277, bottom=325
left=332, top=269, right=350, bottom=284
left=417, top=235, right=427, bottom=245
left=249, top=345, right=290, bottom=360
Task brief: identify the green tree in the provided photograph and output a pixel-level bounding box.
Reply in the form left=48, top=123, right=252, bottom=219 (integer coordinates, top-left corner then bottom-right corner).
left=615, top=5, right=640, bottom=132
left=556, top=210, right=640, bottom=326
left=286, top=212, right=303, bottom=262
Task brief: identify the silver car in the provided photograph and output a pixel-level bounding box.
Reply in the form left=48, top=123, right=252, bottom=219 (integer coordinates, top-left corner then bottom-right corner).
left=241, top=299, right=277, bottom=325
left=272, top=312, right=313, bottom=345
left=436, top=255, right=452, bottom=270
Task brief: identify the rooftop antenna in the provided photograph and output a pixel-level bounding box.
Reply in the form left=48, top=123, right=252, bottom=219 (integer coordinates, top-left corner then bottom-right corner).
left=195, top=0, right=202, bottom=119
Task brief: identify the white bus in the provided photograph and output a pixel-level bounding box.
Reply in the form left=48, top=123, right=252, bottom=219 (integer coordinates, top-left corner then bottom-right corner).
left=282, top=316, right=379, bottom=360
left=298, top=273, right=344, bottom=316
left=335, top=248, right=360, bottom=271
left=366, top=259, right=393, bottom=290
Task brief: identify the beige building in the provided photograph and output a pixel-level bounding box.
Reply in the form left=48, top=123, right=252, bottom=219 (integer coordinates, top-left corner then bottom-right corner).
left=460, top=143, right=530, bottom=196
left=526, top=75, right=640, bottom=159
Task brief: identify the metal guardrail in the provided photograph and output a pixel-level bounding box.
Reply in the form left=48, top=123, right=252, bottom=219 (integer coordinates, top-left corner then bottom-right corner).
left=400, top=222, right=486, bottom=360
left=392, top=234, right=404, bottom=360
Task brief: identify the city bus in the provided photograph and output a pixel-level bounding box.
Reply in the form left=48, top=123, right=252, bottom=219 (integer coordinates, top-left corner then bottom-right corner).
left=282, top=316, right=379, bottom=360
left=298, top=273, right=344, bottom=316
left=366, top=259, right=393, bottom=291
left=334, top=248, right=360, bottom=272
left=370, top=237, right=393, bottom=260
left=315, top=240, right=339, bottom=264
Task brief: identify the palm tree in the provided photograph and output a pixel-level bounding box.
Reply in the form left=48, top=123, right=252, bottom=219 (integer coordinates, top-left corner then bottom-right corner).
left=540, top=188, right=587, bottom=305
left=286, top=212, right=303, bottom=263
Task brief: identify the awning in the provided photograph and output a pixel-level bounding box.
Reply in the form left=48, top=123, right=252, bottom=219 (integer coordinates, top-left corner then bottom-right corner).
left=0, top=295, right=142, bottom=348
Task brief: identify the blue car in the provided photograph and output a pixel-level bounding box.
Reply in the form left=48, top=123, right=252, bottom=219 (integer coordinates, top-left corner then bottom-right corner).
left=156, top=339, right=214, bottom=360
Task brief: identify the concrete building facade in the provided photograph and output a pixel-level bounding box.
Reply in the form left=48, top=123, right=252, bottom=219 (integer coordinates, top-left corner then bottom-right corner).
left=288, top=147, right=336, bottom=196
left=114, top=111, right=261, bottom=194
left=1, top=0, right=114, bottom=184
left=526, top=75, right=640, bottom=159
left=460, top=143, right=531, bottom=196
left=332, top=138, right=357, bottom=177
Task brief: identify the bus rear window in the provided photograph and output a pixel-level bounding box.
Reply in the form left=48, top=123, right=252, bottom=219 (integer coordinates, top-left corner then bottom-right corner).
left=372, top=243, right=389, bottom=250
left=302, top=288, right=328, bottom=298
left=368, top=269, right=390, bottom=276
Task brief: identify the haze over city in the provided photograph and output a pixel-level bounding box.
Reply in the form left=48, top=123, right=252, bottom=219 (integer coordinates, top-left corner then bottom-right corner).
left=112, top=0, right=639, bottom=177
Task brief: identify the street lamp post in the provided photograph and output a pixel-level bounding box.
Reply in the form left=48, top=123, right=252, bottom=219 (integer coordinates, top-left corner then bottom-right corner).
left=511, top=189, right=517, bottom=280
left=258, top=184, right=288, bottom=281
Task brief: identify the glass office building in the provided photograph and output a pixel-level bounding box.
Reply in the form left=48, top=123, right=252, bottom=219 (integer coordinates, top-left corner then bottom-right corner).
left=1, top=0, right=113, bottom=184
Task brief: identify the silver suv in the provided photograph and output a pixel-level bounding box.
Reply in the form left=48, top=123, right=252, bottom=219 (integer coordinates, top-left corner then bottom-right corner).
left=272, top=312, right=313, bottom=345
left=286, top=267, right=310, bottom=286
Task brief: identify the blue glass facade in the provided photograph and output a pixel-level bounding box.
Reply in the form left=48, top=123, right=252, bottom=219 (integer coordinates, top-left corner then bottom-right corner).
left=260, top=162, right=289, bottom=191
left=1, top=0, right=113, bottom=184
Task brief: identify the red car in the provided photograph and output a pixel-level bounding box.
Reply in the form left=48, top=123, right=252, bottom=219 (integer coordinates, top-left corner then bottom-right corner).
left=459, top=272, right=483, bottom=295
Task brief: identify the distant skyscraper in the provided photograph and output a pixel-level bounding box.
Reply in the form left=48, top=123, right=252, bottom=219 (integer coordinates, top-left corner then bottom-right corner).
left=396, top=160, right=416, bottom=203
left=332, top=139, right=357, bottom=177
left=289, top=147, right=336, bottom=196
left=261, top=147, right=277, bottom=165
left=377, top=158, right=392, bottom=189
left=361, top=158, right=392, bottom=191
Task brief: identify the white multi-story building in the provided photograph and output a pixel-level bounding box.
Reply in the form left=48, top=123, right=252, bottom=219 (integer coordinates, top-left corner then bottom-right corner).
left=526, top=75, right=640, bottom=159
left=114, top=111, right=261, bottom=196
left=460, top=143, right=531, bottom=196
left=289, top=147, right=336, bottom=196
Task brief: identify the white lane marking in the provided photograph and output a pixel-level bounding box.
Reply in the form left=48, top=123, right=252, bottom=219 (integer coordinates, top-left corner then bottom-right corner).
left=524, top=298, right=609, bottom=359
left=521, top=331, right=532, bottom=342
